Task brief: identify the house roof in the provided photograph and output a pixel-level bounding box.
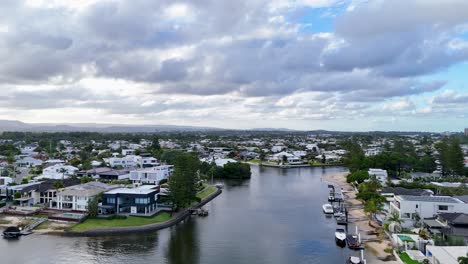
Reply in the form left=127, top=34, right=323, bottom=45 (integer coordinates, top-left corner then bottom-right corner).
left=439, top=213, right=468, bottom=225
left=398, top=195, right=464, bottom=203
left=105, top=185, right=160, bottom=195
left=381, top=187, right=432, bottom=196
left=59, top=182, right=112, bottom=197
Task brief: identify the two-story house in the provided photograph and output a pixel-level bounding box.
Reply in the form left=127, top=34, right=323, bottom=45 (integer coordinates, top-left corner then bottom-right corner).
left=390, top=195, right=468, bottom=228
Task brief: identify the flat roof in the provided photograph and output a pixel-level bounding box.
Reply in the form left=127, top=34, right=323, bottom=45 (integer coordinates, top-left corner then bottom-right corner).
left=398, top=195, right=464, bottom=203
left=426, top=246, right=468, bottom=264
left=105, top=185, right=159, bottom=195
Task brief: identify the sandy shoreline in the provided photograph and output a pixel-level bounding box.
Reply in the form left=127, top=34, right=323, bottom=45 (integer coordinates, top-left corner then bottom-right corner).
left=322, top=172, right=398, bottom=264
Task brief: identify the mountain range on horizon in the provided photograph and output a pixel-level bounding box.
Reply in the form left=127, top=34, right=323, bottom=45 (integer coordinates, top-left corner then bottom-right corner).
left=0, top=120, right=303, bottom=133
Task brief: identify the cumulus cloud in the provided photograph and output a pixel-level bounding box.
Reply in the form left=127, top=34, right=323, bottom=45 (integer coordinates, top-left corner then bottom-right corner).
left=0, top=0, right=466, bottom=130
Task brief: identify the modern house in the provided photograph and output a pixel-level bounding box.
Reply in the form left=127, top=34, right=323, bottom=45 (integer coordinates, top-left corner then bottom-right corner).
left=54, top=182, right=112, bottom=211
left=100, top=185, right=162, bottom=216
left=368, top=168, right=388, bottom=186
left=129, top=165, right=173, bottom=185
left=390, top=195, right=468, bottom=228
left=76, top=167, right=130, bottom=181
left=3, top=179, right=81, bottom=207
left=426, top=246, right=468, bottom=264
left=269, top=152, right=302, bottom=164
left=38, top=164, right=78, bottom=180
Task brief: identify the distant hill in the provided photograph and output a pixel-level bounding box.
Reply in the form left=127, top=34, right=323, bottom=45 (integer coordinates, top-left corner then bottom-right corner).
left=0, top=120, right=223, bottom=133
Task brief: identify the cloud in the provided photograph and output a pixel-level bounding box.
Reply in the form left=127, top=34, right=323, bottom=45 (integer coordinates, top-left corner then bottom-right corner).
left=0, top=0, right=466, bottom=130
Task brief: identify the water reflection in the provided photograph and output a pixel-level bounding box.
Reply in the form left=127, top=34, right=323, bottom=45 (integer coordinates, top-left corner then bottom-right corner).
left=166, top=218, right=199, bottom=264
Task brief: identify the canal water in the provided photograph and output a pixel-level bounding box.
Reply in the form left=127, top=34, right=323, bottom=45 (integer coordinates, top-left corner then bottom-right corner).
left=0, top=166, right=356, bottom=264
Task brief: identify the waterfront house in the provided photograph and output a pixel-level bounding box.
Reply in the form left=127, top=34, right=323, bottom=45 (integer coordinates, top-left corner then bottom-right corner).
left=54, top=182, right=113, bottom=211
left=129, top=165, right=173, bottom=185
left=100, top=185, right=162, bottom=216
left=390, top=195, right=468, bottom=228
left=425, top=246, right=468, bottom=264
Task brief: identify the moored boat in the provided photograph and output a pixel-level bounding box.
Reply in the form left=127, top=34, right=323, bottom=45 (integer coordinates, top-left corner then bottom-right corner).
left=346, top=256, right=362, bottom=264
left=335, top=228, right=346, bottom=244
left=322, top=204, right=334, bottom=214
left=346, top=234, right=361, bottom=249
left=2, top=226, right=21, bottom=239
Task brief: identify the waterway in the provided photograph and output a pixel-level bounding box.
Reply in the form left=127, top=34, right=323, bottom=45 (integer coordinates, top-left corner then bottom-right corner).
left=0, top=166, right=356, bottom=264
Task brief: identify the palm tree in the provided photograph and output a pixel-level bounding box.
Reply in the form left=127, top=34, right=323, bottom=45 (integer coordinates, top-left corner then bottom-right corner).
left=364, top=199, right=383, bottom=223
left=387, top=212, right=403, bottom=226
left=59, top=168, right=67, bottom=180
left=458, top=254, right=468, bottom=264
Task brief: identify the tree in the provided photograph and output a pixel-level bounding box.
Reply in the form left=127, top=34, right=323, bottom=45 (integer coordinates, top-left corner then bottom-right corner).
left=458, top=254, right=468, bottom=264
left=259, top=150, right=266, bottom=165
left=387, top=213, right=403, bottom=226
left=346, top=170, right=369, bottom=184
left=168, top=153, right=200, bottom=211
left=87, top=195, right=99, bottom=217
left=53, top=180, right=65, bottom=189
left=282, top=155, right=288, bottom=164
left=364, top=198, right=383, bottom=222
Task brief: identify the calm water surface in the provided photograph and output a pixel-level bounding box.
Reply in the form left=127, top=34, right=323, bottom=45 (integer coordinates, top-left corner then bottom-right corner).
left=1, top=166, right=356, bottom=264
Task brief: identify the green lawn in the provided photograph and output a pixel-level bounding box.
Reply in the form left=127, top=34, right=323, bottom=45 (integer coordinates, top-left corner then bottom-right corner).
left=71, top=212, right=172, bottom=232
left=399, top=253, right=420, bottom=264
left=197, top=185, right=218, bottom=200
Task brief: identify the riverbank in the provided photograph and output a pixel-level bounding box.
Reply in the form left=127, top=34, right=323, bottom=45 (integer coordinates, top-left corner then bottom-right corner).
left=64, top=188, right=222, bottom=236
left=246, top=161, right=343, bottom=168
left=322, top=172, right=398, bottom=264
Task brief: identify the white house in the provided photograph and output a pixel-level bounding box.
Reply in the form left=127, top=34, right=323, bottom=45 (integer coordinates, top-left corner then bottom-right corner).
left=134, top=155, right=159, bottom=168
left=305, top=144, right=320, bottom=152
left=269, top=152, right=302, bottom=165
left=54, top=182, right=112, bottom=211
left=390, top=195, right=468, bottom=228
left=122, top=149, right=136, bottom=156
left=0, top=176, right=13, bottom=187
left=426, top=246, right=468, bottom=264
left=214, top=158, right=237, bottom=167
left=368, top=168, right=388, bottom=186
left=271, top=145, right=285, bottom=153
left=15, top=157, right=43, bottom=167
left=130, top=165, right=174, bottom=185
left=105, top=156, right=136, bottom=168
left=39, top=164, right=78, bottom=180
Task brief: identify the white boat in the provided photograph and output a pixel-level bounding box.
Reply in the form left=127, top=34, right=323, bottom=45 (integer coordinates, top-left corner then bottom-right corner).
left=347, top=256, right=362, bottom=264
left=335, top=228, right=346, bottom=243
left=322, top=204, right=334, bottom=214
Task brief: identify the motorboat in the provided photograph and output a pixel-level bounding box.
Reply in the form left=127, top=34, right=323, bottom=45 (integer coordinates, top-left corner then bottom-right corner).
left=322, top=204, right=334, bottom=214
left=347, top=256, right=362, bottom=264
left=2, top=226, right=21, bottom=239
left=346, top=234, right=361, bottom=249
left=335, top=228, right=346, bottom=244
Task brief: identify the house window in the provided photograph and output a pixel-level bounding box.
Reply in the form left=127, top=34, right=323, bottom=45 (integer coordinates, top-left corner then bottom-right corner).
left=438, top=205, right=448, bottom=211
left=135, top=197, right=149, bottom=204
left=415, top=204, right=418, bottom=209
left=402, top=213, right=411, bottom=219
left=107, top=197, right=115, bottom=204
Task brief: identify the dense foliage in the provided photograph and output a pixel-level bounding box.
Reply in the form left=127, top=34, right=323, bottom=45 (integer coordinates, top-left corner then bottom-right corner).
left=168, top=153, right=200, bottom=210
left=346, top=170, right=369, bottom=184
left=200, top=161, right=251, bottom=179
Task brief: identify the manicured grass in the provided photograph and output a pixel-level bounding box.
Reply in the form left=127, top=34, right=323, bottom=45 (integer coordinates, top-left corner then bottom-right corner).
left=248, top=159, right=261, bottom=164
left=71, top=212, right=172, bottom=232
left=197, top=185, right=218, bottom=200
left=399, top=253, right=420, bottom=264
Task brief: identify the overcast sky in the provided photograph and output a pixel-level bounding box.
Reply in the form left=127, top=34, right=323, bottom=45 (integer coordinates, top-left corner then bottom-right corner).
left=0, top=0, right=467, bottom=131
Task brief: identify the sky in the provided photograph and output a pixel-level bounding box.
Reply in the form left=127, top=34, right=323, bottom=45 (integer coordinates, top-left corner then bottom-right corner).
left=0, top=0, right=467, bottom=132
